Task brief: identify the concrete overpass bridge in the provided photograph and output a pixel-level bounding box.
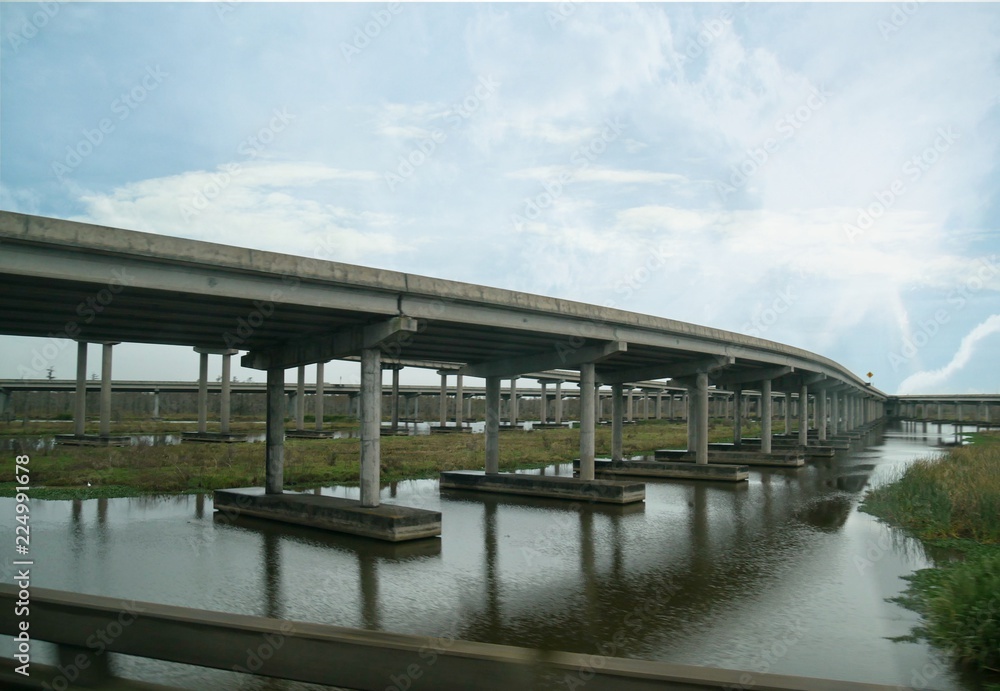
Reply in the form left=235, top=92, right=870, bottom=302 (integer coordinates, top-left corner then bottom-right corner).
left=0, top=376, right=695, bottom=430
left=0, top=211, right=887, bottom=540
left=887, top=394, right=1000, bottom=425
left=2, top=375, right=836, bottom=431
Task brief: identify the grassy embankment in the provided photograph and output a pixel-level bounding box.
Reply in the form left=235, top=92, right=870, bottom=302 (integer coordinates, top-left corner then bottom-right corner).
left=860, top=434, right=1000, bottom=677
left=0, top=418, right=780, bottom=500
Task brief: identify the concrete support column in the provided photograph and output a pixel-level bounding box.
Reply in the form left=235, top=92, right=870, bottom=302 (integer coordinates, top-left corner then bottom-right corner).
left=455, top=374, right=464, bottom=429
left=295, top=365, right=306, bottom=431
left=509, top=379, right=518, bottom=426
left=831, top=391, right=839, bottom=436
left=578, top=364, right=596, bottom=480
left=152, top=390, right=160, bottom=420
left=221, top=352, right=233, bottom=434
left=265, top=366, right=285, bottom=495
left=539, top=381, right=548, bottom=423
left=360, top=348, right=381, bottom=508
left=197, top=351, right=209, bottom=434
left=655, top=392, right=662, bottom=420
left=733, top=385, right=743, bottom=449
left=761, top=380, right=772, bottom=454
left=485, top=376, right=500, bottom=475
left=667, top=393, right=673, bottom=419
left=694, top=372, right=709, bottom=465
left=784, top=392, right=790, bottom=435
left=937, top=402, right=943, bottom=420
left=439, top=374, right=447, bottom=428
left=74, top=341, right=87, bottom=436
left=390, top=366, right=400, bottom=434
left=817, top=390, right=827, bottom=441
left=956, top=402, right=963, bottom=422
left=314, top=362, right=325, bottom=431
left=626, top=389, right=634, bottom=422
left=99, top=343, right=114, bottom=437
left=554, top=381, right=563, bottom=425
left=611, top=383, right=624, bottom=462
left=687, top=395, right=694, bottom=447
left=798, top=384, right=808, bottom=446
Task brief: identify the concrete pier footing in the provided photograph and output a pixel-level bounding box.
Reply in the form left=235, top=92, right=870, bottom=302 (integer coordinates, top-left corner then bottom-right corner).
left=181, top=431, right=248, bottom=443
left=581, top=458, right=749, bottom=482
left=439, top=470, right=644, bottom=504
left=54, top=433, right=131, bottom=446
left=737, top=438, right=837, bottom=458
left=214, top=487, right=441, bottom=542
left=658, top=448, right=804, bottom=467
left=285, top=429, right=339, bottom=439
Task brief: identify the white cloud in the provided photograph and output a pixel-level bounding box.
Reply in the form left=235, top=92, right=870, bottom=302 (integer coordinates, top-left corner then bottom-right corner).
left=897, top=315, right=1000, bottom=394
left=71, top=161, right=408, bottom=263
left=507, top=166, right=687, bottom=185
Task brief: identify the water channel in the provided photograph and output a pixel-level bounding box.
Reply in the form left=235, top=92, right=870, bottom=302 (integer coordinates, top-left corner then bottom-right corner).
left=0, top=421, right=986, bottom=689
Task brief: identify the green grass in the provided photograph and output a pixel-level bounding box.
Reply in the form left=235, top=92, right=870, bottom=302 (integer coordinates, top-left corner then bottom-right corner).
left=0, top=419, right=728, bottom=498
left=964, top=431, right=1000, bottom=446
left=891, top=542, right=1000, bottom=673
left=861, top=438, right=1000, bottom=676
left=861, top=443, right=1000, bottom=543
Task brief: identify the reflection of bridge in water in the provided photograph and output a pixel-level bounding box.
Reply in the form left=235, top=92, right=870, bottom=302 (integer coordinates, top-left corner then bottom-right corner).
left=220, top=431, right=889, bottom=669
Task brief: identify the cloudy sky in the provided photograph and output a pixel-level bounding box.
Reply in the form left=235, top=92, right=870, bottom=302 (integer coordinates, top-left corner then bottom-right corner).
left=2, top=1, right=999, bottom=394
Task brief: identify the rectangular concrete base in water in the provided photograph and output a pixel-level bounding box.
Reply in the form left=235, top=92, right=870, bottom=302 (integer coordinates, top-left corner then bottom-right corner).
left=734, top=439, right=836, bottom=458
left=439, top=470, right=644, bottom=504
left=181, top=432, right=248, bottom=443
left=285, top=429, right=341, bottom=439
left=578, top=459, right=749, bottom=482
left=667, top=448, right=804, bottom=467
left=213, top=487, right=441, bottom=542
left=54, top=434, right=131, bottom=447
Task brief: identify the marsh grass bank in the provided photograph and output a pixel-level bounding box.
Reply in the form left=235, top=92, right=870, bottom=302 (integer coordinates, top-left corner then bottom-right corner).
left=860, top=436, right=1000, bottom=677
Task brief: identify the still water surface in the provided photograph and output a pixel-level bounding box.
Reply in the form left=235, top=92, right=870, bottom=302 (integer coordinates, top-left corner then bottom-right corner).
left=0, top=422, right=984, bottom=689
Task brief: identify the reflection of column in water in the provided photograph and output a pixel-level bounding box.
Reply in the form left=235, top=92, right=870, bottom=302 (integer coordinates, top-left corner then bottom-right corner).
left=95, top=497, right=110, bottom=549
left=390, top=481, right=398, bottom=499
left=263, top=530, right=281, bottom=620
left=195, top=492, right=205, bottom=519
left=731, top=480, right=749, bottom=544
left=761, top=465, right=776, bottom=526
left=610, top=512, right=624, bottom=579
left=689, top=484, right=710, bottom=571
left=358, top=552, right=380, bottom=630
left=579, top=510, right=601, bottom=646
left=483, top=501, right=500, bottom=630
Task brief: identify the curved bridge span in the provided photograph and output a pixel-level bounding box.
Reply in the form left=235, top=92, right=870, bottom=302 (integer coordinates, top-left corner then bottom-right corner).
left=0, top=211, right=887, bottom=533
